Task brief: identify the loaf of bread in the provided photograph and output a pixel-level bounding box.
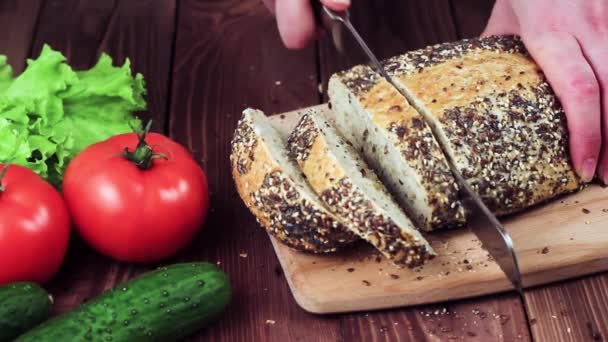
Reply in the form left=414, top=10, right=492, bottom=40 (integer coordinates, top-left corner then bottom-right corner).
left=287, top=109, right=435, bottom=267
left=328, top=66, right=465, bottom=232
left=382, top=35, right=583, bottom=215
left=231, top=35, right=585, bottom=266
left=230, top=109, right=358, bottom=253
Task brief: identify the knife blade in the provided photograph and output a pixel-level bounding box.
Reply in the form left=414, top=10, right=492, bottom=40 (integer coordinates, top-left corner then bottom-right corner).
left=313, top=3, right=524, bottom=296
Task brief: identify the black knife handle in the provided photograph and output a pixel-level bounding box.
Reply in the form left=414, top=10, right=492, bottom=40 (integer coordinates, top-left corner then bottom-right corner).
left=311, top=1, right=323, bottom=27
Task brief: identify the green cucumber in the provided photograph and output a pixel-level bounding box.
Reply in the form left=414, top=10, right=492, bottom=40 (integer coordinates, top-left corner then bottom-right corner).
left=0, top=282, right=53, bottom=342
left=16, top=262, right=231, bottom=342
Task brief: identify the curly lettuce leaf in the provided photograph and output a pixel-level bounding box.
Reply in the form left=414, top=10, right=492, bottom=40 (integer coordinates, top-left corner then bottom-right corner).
left=0, top=45, right=146, bottom=187
left=5, top=45, right=78, bottom=126
left=0, top=118, right=60, bottom=179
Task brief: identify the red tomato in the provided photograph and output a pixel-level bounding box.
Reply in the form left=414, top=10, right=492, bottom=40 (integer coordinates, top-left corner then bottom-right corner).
left=0, top=164, right=70, bottom=285
left=62, top=130, right=209, bottom=263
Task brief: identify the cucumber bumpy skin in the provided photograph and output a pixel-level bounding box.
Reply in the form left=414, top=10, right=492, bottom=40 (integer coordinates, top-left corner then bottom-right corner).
left=0, top=282, right=53, bottom=342
left=16, top=262, right=231, bottom=342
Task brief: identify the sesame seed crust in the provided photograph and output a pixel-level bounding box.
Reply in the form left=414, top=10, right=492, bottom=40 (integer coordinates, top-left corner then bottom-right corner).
left=287, top=110, right=320, bottom=163
left=383, top=35, right=528, bottom=76
left=336, top=64, right=381, bottom=97
left=321, top=178, right=434, bottom=267
left=251, top=171, right=357, bottom=252
left=289, top=111, right=435, bottom=267
left=230, top=110, right=358, bottom=253
left=440, top=82, right=582, bottom=214
left=230, top=114, right=258, bottom=175
left=387, top=118, right=465, bottom=228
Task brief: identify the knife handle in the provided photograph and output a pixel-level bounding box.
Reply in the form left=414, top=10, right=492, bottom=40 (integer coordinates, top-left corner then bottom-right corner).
left=311, top=1, right=324, bottom=28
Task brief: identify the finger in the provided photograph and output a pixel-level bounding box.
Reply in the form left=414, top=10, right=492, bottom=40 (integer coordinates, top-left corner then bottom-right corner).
left=578, top=38, right=608, bottom=183
left=320, top=0, right=351, bottom=11
left=276, top=0, right=316, bottom=49
left=481, top=0, right=519, bottom=37
left=262, top=0, right=275, bottom=15
left=521, top=31, right=602, bottom=182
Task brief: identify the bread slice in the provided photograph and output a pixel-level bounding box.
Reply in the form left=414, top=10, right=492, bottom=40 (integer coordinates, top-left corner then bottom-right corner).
left=287, top=109, right=435, bottom=267
left=382, top=35, right=584, bottom=215
left=328, top=65, right=465, bottom=232
left=230, top=109, right=358, bottom=253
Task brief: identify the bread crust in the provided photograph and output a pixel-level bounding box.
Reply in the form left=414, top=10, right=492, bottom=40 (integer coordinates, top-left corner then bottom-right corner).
left=384, top=35, right=583, bottom=215
left=230, top=109, right=358, bottom=253
left=288, top=111, right=435, bottom=267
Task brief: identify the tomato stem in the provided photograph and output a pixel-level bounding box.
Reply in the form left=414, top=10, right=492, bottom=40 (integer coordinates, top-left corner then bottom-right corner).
left=123, top=120, right=167, bottom=170
left=0, top=163, right=9, bottom=192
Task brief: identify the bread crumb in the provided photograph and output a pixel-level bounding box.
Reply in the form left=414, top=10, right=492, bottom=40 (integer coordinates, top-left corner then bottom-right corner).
left=585, top=220, right=590, bottom=225
left=390, top=274, right=400, bottom=279
left=239, top=252, right=248, bottom=258
left=266, top=320, right=276, bottom=325
left=541, top=247, right=549, bottom=254
left=362, top=280, right=371, bottom=286
left=347, top=268, right=355, bottom=273
left=582, top=208, right=590, bottom=214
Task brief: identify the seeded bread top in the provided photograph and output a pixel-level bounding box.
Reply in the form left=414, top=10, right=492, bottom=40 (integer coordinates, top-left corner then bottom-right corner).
left=385, top=35, right=583, bottom=214
left=331, top=65, right=465, bottom=230
left=230, top=109, right=358, bottom=253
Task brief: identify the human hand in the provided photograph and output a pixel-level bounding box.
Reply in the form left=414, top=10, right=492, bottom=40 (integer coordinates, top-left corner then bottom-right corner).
left=263, top=0, right=351, bottom=49
left=483, top=0, right=608, bottom=183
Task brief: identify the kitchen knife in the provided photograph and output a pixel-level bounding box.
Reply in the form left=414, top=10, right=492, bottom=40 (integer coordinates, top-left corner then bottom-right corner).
left=313, top=4, right=525, bottom=296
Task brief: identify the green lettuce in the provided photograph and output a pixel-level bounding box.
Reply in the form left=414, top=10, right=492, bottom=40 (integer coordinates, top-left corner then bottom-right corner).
left=0, top=45, right=145, bottom=187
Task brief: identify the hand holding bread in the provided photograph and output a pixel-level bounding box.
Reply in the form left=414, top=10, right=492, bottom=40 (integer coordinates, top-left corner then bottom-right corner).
left=484, top=0, right=608, bottom=184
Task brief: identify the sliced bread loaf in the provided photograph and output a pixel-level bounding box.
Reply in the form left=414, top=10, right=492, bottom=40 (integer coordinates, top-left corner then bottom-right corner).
left=328, top=65, right=465, bottom=232
left=230, top=109, right=358, bottom=253
left=382, top=35, right=584, bottom=215
left=287, top=109, right=435, bottom=267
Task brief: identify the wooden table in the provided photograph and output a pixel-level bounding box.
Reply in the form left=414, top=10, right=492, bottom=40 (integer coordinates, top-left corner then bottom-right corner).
left=2, top=0, right=607, bottom=341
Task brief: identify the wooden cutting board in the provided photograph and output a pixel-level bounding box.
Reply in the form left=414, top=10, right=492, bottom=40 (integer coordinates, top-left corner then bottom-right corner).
left=265, top=104, right=608, bottom=315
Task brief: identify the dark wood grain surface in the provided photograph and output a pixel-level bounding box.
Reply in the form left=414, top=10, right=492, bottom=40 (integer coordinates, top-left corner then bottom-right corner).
left=1, top=0, right=607, bottom=341
left=0, top=0, right=43, bottom=73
